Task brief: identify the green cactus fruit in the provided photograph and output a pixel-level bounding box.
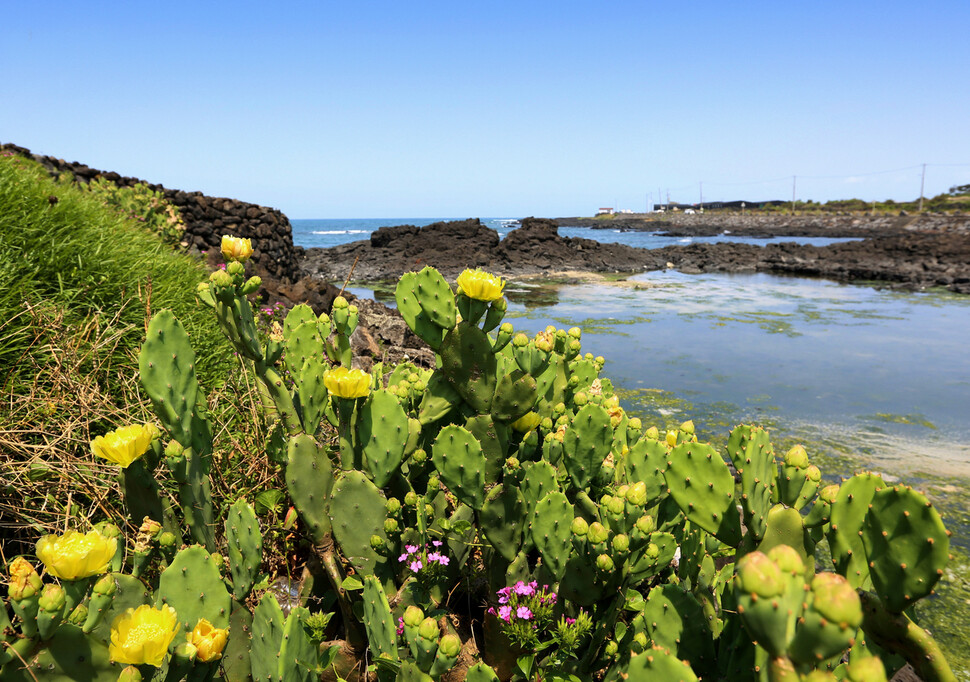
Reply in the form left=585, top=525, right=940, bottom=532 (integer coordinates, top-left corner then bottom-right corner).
left=463, top=661, right=501, bottom=682
left=788, top=573, right=862, bottom=666
left=396, top=271, right=448, bottom=350
left=861, top=485, right=950, bottom=614
left=623, top=645, right=699, bottom=682
left=562, top=403, right=612, bottom=490
left=492, top=322, right=514, bottom=353
left=531, top=491, right=574, bottom=580
left=363, top=574, right=399, bottom=662
left=439, top=322, right=498, bottom=413
left=665, top=442, right=742, bottom=547
left=465, top=414, right=509, bottom=485
left=330, top=470, right=391, bottom=580
left=226, top=500, right=262, bottom=601
left=157, top=546, right=231, bottom=640
left=139, top=310, right=212, bottom=457
left=734, top=551, right=800, bottom=658
left=757, top=505, right=814, bottom=578
left=285, top=434, right=334, bottom=544
left=804, top=484, right=840, bottom=528
left=844, top=656, right=887, bottom=682
left=777, top=444, right=809, bottom=506
left=725, top=424, right=775, bottom=541
left=35, top=584, right=66, bottom=640
left=793, top=465, right=822, bottom=511
left=482, top=296, right=507, bottom=333
left=828, top=472, right=886, bottom=589
left=480, top=484, right=526, bottom=561
left=642, top=584, right=717, bottom=679
left=491, top=369, right=538, bottom=424
left=84, top=573, right=150, bottom=642
left=430, top=634, right=462, bottom=677
left=596, top=553, right=615, bottom=572
left=431, top=425, right=487, bottom=510
left=358, top=388, right=410, bottom=487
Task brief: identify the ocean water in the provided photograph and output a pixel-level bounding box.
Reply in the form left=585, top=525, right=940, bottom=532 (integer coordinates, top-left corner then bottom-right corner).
left=291, top=217, right=859, bottom=250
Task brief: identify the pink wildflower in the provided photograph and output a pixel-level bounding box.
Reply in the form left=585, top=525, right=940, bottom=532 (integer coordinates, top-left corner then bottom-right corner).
left=405, top=544, right=419, bottom=554
left=498, top=605, right=512, bottom=622
left=516, top=606, right=533, bottom=620
left=408, top=560, right=423, bottom=572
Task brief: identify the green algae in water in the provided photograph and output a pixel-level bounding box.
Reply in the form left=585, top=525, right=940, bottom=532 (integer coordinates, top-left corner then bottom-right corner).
left=863, top=412, right=938, bottom=429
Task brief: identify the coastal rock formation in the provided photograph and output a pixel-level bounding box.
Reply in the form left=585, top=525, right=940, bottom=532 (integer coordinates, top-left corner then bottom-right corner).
left=641, top=231, right=970, bottom=294
left=302, top=217, right=652, bottom=281
left=1, top=143, right=302, bottom=283
left=556, top=212, right=967, bottom=238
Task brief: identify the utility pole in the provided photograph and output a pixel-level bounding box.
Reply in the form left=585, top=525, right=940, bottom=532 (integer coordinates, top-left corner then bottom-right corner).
left=919, top=163, right=926, bottom=212
left=791, top=176, right=797, bottom=215
left=699, top=182, right=703, bottom=209
left=658, top=186, right=662, bottom=211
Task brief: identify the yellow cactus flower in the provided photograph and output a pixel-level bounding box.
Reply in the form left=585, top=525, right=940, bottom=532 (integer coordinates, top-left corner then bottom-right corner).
left=221, top=235, right=253, bottom=263
left=109, top=604, right=180, bottom=667
left=189, top=618, right=229, bottom=662
left=511, top=411, right=541, bottom=433
left=91, top=423, right=160, bottom=469
left=324, top=366, right=371, bottom=399
left=456, top=269, right=505, bottom=301
left=35, top=530, right=117, bottom=580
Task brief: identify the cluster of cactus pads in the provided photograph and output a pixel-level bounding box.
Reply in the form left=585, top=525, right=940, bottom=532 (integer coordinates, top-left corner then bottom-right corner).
left=1, top=250, right=957, bottom=682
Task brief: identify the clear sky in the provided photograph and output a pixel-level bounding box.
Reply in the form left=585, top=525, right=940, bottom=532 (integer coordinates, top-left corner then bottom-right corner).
left=4, top=1, right=970, bottom=218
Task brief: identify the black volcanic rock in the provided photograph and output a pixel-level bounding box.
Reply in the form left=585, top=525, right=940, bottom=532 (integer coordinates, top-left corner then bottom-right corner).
left=302, top=217, right=653, bottom=281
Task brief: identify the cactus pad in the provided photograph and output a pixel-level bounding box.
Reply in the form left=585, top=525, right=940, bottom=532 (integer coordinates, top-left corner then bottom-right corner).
left=861, top=485, right=949, bottom=614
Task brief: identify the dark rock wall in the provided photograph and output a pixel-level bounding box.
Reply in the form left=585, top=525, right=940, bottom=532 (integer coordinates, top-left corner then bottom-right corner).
left=1, top=143, right=301, bottom=283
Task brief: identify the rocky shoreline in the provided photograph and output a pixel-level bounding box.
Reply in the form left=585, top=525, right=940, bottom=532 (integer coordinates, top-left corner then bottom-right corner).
left=303, top=215, right=970, bottom=294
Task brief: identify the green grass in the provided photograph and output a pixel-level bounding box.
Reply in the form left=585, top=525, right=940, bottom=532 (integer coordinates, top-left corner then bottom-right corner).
left=0, top=153, right=240, bottom=550
left=0, top=153, right=231, bottom=393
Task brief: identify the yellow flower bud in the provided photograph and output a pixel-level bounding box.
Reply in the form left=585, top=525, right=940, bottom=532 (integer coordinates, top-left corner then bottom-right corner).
left=220, top=235, right=253, bottom=263
left=36, top=530, right=117, bottom=580
left=109, top=604, right=180, bottom=667
left=324, top=366, right=371, bottom=399
left=189, top=618, right=229, bottom=663
left=91, top=423, right=159, bottom=469
left=7, top=557, right=42, bottom=600
left=456, top=269, right=505, bottom=301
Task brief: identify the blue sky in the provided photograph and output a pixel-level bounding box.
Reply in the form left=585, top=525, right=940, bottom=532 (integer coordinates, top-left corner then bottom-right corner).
left=4, top=1, right=970, bottom=218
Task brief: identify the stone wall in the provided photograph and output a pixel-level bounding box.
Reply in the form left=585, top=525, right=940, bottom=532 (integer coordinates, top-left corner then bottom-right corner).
left=1, top=143, right=301, bottom=282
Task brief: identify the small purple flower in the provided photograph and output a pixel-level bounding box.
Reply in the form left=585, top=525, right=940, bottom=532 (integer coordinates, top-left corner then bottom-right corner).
left=565, top=617, right=576, bottom=625
left=498, top=605, right=512, bottom=622
left=432, top=540, right=443, bottom=547
left=435, top=555, right=450, bottom=566
left=397, top=617, right=405, bottom=635
left=398, top=553, right=409, bottom=562
left=516, top=606, right=533, bottom=620
left=405, top=544, right=419, bottom=554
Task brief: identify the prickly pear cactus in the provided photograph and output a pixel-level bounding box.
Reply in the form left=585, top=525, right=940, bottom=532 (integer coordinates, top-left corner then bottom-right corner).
left=861, top=485, right=950, bottom=613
